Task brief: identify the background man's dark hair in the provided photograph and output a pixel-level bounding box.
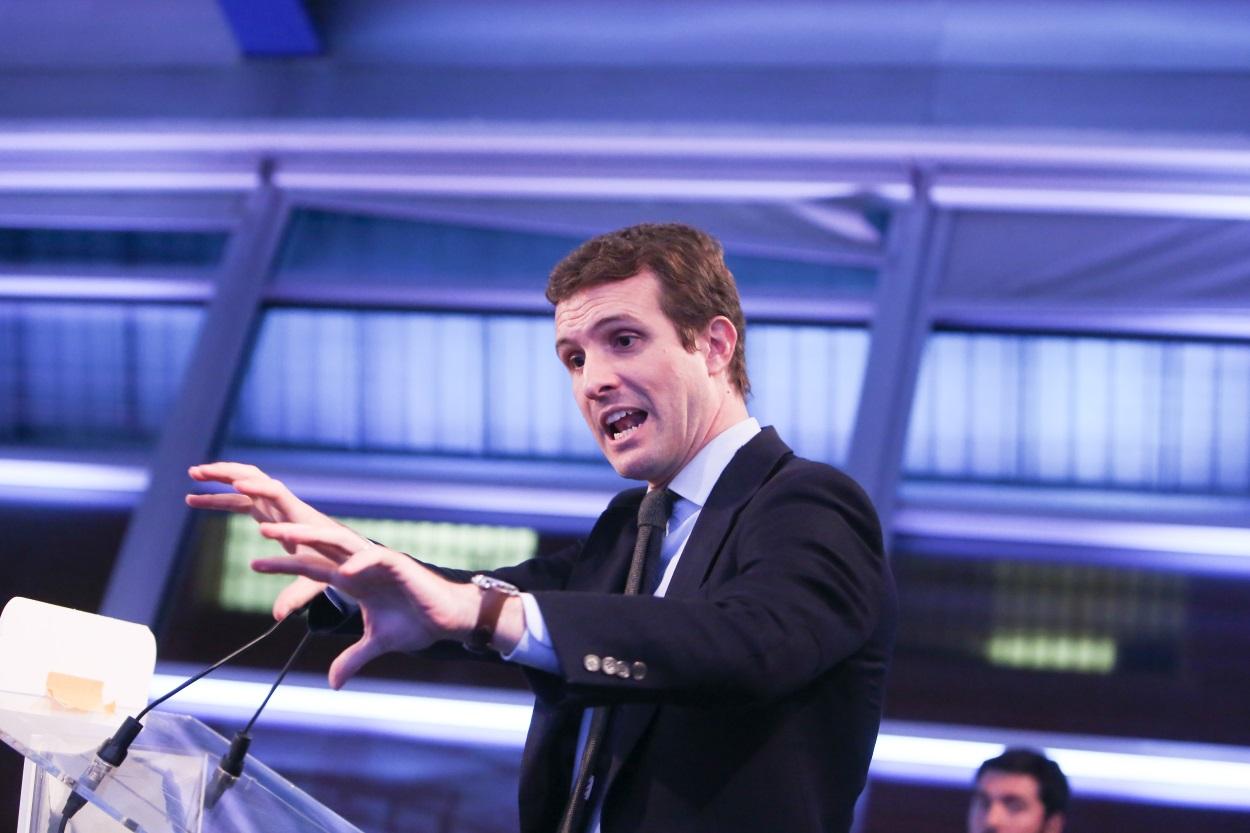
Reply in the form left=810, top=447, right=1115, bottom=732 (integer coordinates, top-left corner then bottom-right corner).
left=546, top=222, right=751, bottom=397
left=976, top=747, right=1070, bottom=818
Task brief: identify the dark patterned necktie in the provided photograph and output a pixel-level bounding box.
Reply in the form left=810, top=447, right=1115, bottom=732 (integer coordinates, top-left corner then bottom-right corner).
left=557, top=488, right=675, bottom=833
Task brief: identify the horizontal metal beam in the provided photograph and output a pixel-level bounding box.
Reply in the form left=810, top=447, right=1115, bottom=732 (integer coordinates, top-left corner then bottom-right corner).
left=0, top=275, right=213, bottom=302
left=0, top=169, right=258, bottom=192
left=930, top=304, right=1250, bottom=342
left=0, top=128, right=1246, bottom=176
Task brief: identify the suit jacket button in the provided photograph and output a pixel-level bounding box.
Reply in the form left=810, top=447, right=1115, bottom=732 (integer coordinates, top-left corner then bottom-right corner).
left=602, top=656, right=618, bottom=675
left=630, top=661, right=648, bottom=681
left=616, top=664, right=630, bottom=679
left=583, top=654, right=601, bottom=673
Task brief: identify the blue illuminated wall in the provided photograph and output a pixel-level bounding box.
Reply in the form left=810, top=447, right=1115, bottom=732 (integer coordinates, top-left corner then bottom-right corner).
left=0, top=302, right=202, bottom=445
left=228, top=309, right=598, bottom=458
left=227, top=308, right=869, bottom=466
left=905, top=332, right=1250, bottom=493
left=748, top=323, right=868, bottom=464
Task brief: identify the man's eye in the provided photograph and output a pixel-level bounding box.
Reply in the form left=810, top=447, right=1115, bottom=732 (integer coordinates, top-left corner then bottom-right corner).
left=614, top=334, right=637, bottom=348
left=567, top=354, right=585, bottom=369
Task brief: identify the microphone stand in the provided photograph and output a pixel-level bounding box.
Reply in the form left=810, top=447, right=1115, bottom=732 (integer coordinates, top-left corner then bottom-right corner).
left=204, top=628, right=314, bottom=811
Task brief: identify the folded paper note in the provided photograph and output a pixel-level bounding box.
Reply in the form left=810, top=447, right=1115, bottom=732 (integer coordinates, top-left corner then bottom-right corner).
left=45, top=670, right=116, bottom=713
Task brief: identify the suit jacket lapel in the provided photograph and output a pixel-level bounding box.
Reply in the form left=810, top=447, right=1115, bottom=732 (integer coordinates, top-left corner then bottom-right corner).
left=603, top=428, right=792, bottom=798
left=664, top=427, right=790, bottom=598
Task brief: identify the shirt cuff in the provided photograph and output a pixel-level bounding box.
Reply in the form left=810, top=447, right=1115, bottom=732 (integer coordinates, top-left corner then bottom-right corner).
left=500, top=593, right=561, bottom=674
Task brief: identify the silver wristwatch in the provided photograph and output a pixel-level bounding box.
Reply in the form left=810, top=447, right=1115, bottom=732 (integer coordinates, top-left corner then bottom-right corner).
left=466, top=574, right=520, bottom=653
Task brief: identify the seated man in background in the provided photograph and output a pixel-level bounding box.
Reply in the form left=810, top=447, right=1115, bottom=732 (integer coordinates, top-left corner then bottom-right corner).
left=188, top=223, right=896, bottom=833
left=968, top=747, right=1069, bottom=833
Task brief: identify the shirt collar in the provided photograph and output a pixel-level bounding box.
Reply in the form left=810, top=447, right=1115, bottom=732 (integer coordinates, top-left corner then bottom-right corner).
left=665, top=417, right=760, bottom=509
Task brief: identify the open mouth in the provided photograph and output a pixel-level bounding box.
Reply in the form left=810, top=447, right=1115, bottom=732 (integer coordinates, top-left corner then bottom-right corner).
left=603, top=408, right=648, bottom=441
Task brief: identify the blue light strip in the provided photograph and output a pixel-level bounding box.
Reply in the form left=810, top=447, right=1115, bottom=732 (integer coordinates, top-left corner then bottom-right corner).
left=0, top=130, right=1245, bottom=175
left=151, top=671, right=1250, bottom=811
left=274, top=170, right=884, bottom=200
left=0, top=459, right=147, bottom=493
left=0, top=170, right=257, bottom=191
left=933, top=183, right=1250, bottom=219
left=3, top=459, right=1249, bottom=573
left=0, top=276, right=212, bottom=302
left=896, top=507, right=1250, bottom=561
left=872, top=724, right=1250, bottom=810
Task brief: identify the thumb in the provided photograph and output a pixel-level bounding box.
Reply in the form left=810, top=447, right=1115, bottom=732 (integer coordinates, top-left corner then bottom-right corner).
left=273, top=577, right=326, bottom=621
left=328, top=637, right=385, bottom=690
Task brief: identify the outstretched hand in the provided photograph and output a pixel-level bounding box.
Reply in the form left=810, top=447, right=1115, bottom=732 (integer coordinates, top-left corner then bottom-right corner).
left=254, top=522, right=479, bottom=689
left=187, top=462, right=368, bottom=620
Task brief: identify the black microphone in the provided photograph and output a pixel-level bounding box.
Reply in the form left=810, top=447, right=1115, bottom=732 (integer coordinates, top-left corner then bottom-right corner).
left=54, top=716, right=144, bottom=833
left=204, top=629, right=313, bottom=811
left=55, top=609, right=308, bottom=832
left=203, top=732, right=251, bottom=812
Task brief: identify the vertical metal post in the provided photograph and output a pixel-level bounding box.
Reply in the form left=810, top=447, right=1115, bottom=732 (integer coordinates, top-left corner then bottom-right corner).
left=844, top=169, right=949, bottom=546
left=101, top=172, right=288, bottom=627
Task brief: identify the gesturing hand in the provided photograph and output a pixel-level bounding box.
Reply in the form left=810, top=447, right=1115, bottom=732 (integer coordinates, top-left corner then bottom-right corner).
left=187, top=462, right=369, bottom=620
left=254, top=522, right=479, bottom=690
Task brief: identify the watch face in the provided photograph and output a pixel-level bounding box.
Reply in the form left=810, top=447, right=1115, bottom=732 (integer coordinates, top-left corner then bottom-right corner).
left=472, top=574, right=520, bottom=595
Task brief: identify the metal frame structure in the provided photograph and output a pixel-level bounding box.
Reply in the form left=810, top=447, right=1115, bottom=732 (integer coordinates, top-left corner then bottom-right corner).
left=2, top=125, right=1249, bottom=828
left=0, top=128, right=1248, bottom=629
left=100, top=173, right=291, bottom=625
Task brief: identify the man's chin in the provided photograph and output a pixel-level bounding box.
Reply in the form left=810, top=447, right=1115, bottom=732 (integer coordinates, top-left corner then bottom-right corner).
left=604, top=449, right=655, bottom=482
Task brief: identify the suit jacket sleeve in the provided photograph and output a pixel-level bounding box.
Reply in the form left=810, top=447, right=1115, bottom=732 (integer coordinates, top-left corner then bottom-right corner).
left=531, top=452, right=891, bottom=708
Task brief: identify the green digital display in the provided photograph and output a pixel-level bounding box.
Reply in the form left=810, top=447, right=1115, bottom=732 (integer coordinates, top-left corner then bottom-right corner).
left=216, top=513, right=539, bottom=614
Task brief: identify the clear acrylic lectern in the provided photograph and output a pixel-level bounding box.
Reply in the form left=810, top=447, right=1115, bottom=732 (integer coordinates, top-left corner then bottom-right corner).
left=1, top=690, right=363, bottom=833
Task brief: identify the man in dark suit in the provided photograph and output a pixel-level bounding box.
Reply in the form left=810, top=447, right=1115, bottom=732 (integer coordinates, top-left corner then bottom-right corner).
left=188, top=223, right=896, bottom=833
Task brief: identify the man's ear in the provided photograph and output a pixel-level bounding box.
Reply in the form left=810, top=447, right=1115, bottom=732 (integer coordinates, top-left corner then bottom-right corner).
left=703, top=316, right=738, bottom=377
left=1042, top=812, right=1065, bottom=833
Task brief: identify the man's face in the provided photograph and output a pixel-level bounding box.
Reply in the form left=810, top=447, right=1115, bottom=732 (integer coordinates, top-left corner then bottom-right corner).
left=554, top=271, right=730, bottom=487
left=967, top=772, right=1063, bottom=833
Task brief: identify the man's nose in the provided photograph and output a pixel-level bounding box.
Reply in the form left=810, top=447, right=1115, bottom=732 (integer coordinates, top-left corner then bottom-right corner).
left=580, top=356, right=618, bottom=399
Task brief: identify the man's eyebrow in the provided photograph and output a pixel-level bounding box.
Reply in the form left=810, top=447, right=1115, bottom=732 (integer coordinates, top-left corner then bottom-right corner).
left=554, top=314, right=640, bottom=351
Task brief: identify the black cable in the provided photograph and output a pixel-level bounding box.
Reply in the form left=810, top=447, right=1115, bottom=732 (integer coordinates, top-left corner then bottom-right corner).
left=244, top=627, right=312, bottom=735
left=58, top=612, right=307, bottom=831
left=206, top=628, right=314, bottom=811
left=136, top=616, right=287, bottom=721
left=55, top=802, right=75, bottom=833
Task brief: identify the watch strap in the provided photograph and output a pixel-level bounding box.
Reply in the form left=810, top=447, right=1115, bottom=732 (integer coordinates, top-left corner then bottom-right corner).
left=466, top=575, right=519, bottom=652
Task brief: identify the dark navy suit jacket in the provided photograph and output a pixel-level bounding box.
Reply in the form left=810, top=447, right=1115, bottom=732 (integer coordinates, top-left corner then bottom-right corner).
left=480, top=427, right=897, bottom=833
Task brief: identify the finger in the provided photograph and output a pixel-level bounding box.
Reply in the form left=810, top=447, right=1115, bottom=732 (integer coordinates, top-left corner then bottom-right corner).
left=241, top=479, right=327, bottom=527
left=338, top=545, right=421, bottom=587
left=259, top=522, right=367, bottom=558
left=273, top=577, right=328, bottom=621
left=328, top=638, right=386, bottom=690
left=252, top=554, right=340, bottom=584
left=233, top=477, right=290, bottom=501
left=234, top=477, right=323, bottom=525
left=188, top=462, right=265, bottom=484
left=185, top=493, right=254, bottom=512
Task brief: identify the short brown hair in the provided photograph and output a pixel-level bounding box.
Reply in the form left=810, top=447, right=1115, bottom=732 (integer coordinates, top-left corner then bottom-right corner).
left=976, top=748, right=1070, bottom=819
left=546, top=223, right=750, bottom=396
